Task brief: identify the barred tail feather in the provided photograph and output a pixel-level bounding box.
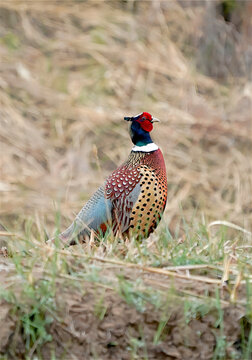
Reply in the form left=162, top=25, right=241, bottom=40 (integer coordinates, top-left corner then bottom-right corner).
left=47, top=186, right=112, bottom=247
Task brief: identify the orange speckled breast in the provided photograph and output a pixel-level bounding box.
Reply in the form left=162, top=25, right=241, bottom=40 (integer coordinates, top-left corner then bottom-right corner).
left=127, top=164, right=167, bottom=239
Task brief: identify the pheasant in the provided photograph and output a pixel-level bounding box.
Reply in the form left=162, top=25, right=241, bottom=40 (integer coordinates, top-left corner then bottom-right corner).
left=51, top=112, right=167, bottom=246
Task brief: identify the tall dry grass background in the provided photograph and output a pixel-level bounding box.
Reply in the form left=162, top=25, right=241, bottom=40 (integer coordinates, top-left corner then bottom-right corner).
left=0, top=1, right=251, bottom=238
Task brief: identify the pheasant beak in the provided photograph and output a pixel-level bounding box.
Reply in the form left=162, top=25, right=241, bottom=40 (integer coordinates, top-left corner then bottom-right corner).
left=151, top=117, right=160, bottom=123
left=124, top=116, right=133, bottom=121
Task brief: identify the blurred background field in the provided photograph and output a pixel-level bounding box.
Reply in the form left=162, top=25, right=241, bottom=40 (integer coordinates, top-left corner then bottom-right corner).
left=0, top=0, right=251, bottom=236
left=0, top=1, right=252, bottom=358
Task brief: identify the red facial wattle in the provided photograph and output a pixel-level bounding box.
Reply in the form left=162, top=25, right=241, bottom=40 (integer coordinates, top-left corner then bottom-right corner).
left=138, top=120, right=153, bottom=132
left=136, top=112, right=153, bottom=132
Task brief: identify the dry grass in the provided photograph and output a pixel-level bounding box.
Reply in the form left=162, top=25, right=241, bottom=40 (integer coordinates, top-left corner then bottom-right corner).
left=0, top=1, right=252, bottom=358
left=0, top=0, right=251, bottom=235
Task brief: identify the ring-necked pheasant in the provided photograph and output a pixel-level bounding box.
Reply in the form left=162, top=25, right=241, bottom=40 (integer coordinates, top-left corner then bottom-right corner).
left=50, top=112, right=167, bottom=246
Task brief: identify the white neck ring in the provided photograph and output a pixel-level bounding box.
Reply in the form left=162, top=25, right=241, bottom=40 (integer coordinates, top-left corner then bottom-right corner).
left=132, top=143, right=159, bottom=152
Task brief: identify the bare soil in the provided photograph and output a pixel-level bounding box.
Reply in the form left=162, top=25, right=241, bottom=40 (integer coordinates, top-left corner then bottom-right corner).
left=0, top=257, right=249, bottom=360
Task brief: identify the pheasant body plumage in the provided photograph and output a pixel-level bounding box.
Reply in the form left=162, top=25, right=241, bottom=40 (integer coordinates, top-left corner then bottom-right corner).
left=52, top=112, right=167, bottom=246
left=105, top=149, right=167, bottom=239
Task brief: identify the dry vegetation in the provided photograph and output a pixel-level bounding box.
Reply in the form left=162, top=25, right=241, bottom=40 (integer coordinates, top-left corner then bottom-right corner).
left=0, top=1, right=252, bottom=359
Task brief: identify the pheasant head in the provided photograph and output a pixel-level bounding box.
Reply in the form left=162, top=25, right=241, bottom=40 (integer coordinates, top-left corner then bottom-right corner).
left=124, top=112, right=160, bottom=148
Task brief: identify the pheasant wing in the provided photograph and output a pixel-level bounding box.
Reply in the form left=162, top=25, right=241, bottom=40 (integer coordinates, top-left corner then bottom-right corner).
left=105, top=164, right=141, bottom=234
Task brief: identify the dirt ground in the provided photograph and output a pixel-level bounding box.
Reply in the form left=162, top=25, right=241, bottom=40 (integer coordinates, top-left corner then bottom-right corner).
left=0, top=255, right=250, bottom=360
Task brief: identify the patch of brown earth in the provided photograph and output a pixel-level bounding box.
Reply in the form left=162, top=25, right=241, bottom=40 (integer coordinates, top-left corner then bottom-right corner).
left=1, top=282, right=248, bottom=360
